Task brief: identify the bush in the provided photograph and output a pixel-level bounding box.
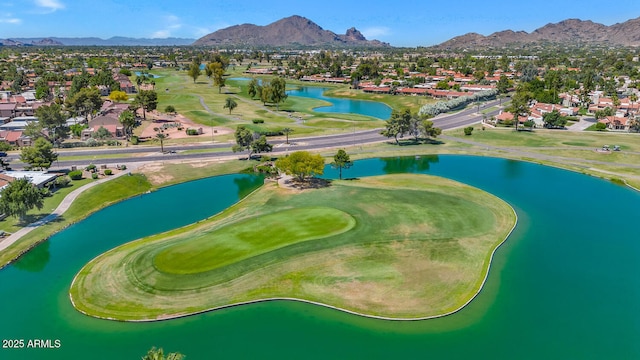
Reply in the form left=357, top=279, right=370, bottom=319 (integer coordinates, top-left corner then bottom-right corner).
left=186, top=128, right=199, bottom=136
left=119, top=164, right=127, bottom=170
left=252, top=119, right=265, bottom=124
left=130, top=135, right=139, bottom=145
left=85, top=164, right=96, bottom=171
left=595, top=122, right=607, bottom=131
left=165, top=105, right=176, bottom=113
left=69, top=170, right=83, bottom=180
left=104, top=169, right=113, bottom=175
left=55, top=175, right=71, bottom=187
left=463, top=126, right=474, bottom=136
left=92, top=173, right=99, bottom=179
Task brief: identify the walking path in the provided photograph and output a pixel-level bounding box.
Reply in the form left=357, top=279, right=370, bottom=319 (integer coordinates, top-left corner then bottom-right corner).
left=0, top=165, right=138, bottom=252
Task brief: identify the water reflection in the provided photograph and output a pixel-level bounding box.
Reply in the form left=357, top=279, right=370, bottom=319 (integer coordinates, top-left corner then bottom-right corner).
left=380, top=155, right=440, bottom=174
left=12, top=240, right=50, bottom=272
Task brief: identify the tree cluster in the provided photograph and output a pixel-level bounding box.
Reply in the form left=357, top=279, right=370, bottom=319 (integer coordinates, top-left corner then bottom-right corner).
left=381, top=109, right=442, bottom=145
left=275, top=151, right=324, bottom=182
left=232, top=125, right=272, bottom=159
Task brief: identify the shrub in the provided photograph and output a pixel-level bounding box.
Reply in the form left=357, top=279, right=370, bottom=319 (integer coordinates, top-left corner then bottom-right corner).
left=92, top=173, right=99, bottom=179
left=165, top=105, right=176, bottom=114
left=85, top=164, right=96, bottom=171
left=463, top=126, right=474, bottom=136
left=119, top=164, right=127, bottom=170
left=69, top=170, right=83, bottom=180
left=130, top=135, right=139, bottom=145
left=595, top=122, right=607, bottom=131
left=104, top=169, right=113, bottom=175
left=186, top=128, right=199, bottom=136
left=55, top=175, right=71, bottom=187
left=252, top=119, right=265, bottom=124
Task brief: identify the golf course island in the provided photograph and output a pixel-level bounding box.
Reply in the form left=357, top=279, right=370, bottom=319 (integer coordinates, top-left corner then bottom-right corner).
left=69, top=174, right=516, bottom=321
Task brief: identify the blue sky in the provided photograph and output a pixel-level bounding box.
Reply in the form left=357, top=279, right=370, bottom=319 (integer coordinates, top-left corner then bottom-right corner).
left=2, top=0, right=640, bottom=46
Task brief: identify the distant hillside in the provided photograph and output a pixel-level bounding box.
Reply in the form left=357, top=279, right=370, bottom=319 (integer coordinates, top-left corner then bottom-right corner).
left=0, top=37, right=195, bottom=46
left=193, top=15, right=390, bottom=48
left=433, top=17, right=640, bottom=49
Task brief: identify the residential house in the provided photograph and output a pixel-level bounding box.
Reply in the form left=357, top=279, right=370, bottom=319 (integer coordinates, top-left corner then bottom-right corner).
left=599, top=116, right=631, bottom=131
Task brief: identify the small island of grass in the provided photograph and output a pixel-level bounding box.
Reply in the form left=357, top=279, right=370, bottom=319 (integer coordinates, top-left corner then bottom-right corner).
left=69, top=174, right=516, bottom=321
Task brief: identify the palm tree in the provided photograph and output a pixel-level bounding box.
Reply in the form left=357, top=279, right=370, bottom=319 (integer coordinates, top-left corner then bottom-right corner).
left=223, top=97, right=238, bottom=114
left=629, top=93, right=638, bottom=117
left=282, top=127, right=293, bottom=144
left=154, top=127, right=169, bottom=153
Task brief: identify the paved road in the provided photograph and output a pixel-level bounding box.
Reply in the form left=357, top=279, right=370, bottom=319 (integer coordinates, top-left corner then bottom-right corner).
left=6, top=99, right=505, bottom=170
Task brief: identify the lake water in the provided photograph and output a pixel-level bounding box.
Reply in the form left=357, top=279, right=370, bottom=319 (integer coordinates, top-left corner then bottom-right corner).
left=1, top=156, right=639, bottom=359
left=287, top=86, right=392, bottom=120
left=134, top=71, right=161, bottom=78
left=227, top=78, right=391, bottom=120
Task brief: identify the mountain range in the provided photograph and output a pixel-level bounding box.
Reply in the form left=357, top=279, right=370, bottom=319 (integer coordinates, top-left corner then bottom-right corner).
left=0, top=37, right=195, bottom=46
left=4, top=16, right=640, bottom=48
left=433, top=17, right=640, bottom=49
left=193, top=15, right=389, bottom=47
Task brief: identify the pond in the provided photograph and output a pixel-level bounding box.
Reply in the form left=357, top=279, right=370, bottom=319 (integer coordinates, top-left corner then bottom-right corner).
left=287, top=86, right=392, bottom=120
left=134, top=71, right=161, bottom=78
left=227, top=78, right=391, bottom=120
left=0, top=156, right=639, bottom=359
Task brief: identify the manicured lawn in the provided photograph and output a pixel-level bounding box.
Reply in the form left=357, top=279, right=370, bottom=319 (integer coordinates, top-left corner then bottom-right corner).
left=0, top=178, right=92, bottom=234
left=70, top=174, right=515, bottom=320
left=0, top=174, right=152, bottom=267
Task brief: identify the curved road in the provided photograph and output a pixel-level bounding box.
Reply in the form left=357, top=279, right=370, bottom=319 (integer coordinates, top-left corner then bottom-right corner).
left=6, top=99, right=505, bottom=170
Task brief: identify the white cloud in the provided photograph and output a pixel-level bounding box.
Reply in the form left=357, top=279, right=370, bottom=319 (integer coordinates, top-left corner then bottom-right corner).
left=150, top=14, right=182, bottom=38
left=191, top=23, right=230, bottom=38
left=0, top=12, right=21, bottom=24
left=0, top=18, right=22, bottom=24
left=361, top=26, right=391, bottom=39
left=34, top=0, right=65, bottom=12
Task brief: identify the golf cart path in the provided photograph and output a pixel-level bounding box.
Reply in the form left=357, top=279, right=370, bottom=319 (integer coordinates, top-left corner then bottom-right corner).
left=0, top=166, right=138, bottom=252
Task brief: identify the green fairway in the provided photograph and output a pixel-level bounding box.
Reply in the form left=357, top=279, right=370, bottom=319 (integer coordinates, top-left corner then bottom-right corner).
left=154, top=207, right=355, bottom=274
left=70, top=174, right=516, bottom=321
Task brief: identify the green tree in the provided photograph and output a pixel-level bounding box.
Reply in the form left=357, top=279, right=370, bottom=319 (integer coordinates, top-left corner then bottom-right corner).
left=223, top=97, right=238, bottom=114
left=419, top=119, right=442, bottom=140
left=133, top=90, right=158, bottom=120
left=0, top=178, right=44, bottom=221
left=497, top=75, right=511, bottom=94
left=65, top=87, right=103, bottom=121
left=464, top=126, right=474, bottom=135
left=118, top=110, right=136, bottom=139
left=248, top=78, right=258, bottom=99
left=331, top=149, right=352, bottom=179
left=250, top=135, right=273, bottom=155
left=19, top=137, right=58, bottom=170
left=542, top=110, right=568, bottom=129
left=270, top=77, right=288, bottom=110
left=232, top=125, right=255, bottom=158
left=507, top=86, right=532, bottom=131
left=381, top=109, right=411, bottom=145
left=92, top=126, right=112, bottom=139
left=209, top=62, right=226, bottom=93
left=275, top=150, right=325, bottom=182
left=188, top=61, right=201, bottom=83
left=141, top=346, right=184, bottom=360
left=35, top=103, right=68, bottom=142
